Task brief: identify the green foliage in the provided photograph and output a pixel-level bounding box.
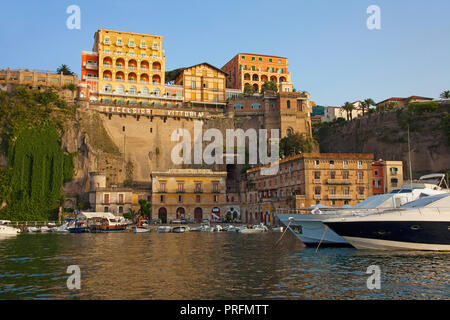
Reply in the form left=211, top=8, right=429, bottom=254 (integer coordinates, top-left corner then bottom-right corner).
left=243, top=84, right=256, bottom=95
left=0, top=88, right=75, bottom=221
left=407, top=101, right=439, bottom=113
left=165, top=68, right=184, bottom=83
left=342, top=102, right=355, bottom=120
left=57, top=64, right=74, bottom=75
left=399, top=101, right=440, bottom=131
left=440, top=90, right=450, bottom=99
left=311, top=105, right=325, bottom=116
left=63, top=83, right=77, bottom=91
left=279, top=133, right=319, bottom=158
left=261, top=81, right=278, bottom=94
left=138, top=199, right=152, bottom=219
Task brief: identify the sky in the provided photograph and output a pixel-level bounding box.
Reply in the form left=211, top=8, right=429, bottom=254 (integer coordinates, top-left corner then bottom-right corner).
left=0, top=0, right=449, bottom=106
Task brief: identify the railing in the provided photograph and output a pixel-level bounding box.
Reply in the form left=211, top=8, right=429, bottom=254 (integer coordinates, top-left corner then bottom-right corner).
left=128, top=66, right=137, bottom=70
left=313, top=194, right=322, bottom=200
left=116, top=41, right=123, bottom=46
left=327, top=179, right=351, bottom=185
left=328, top=194, right=352, bottom=200
left=152, top=69, right=161, bottom=72
left=313, top=179, right=321, bottom=184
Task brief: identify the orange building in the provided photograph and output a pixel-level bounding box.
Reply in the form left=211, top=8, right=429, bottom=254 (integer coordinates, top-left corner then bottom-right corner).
left=372, top=161, right=384, bottom=195
left=221, top=53, right=293, bottom=93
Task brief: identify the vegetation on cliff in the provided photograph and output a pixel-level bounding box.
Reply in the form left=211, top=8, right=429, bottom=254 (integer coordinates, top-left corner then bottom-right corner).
left=279, top=133, right=319, bottom=158
left=0, top=87, right=75, bottom=221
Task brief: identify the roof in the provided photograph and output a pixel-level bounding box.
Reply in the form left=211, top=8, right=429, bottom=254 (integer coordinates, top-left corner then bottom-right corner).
left=376, top=96, right=433, bottom=105
left=237, top=53, right=287, bottom=59
left=182, top=62, right=228, bottom=75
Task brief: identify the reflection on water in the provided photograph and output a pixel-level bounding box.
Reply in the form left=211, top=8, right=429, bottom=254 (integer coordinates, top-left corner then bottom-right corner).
left=0, top=232, right=448, bottom=300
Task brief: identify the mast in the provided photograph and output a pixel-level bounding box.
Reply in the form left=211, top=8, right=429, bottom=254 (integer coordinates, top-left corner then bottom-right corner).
left=407, top=125, right=413, bottom=188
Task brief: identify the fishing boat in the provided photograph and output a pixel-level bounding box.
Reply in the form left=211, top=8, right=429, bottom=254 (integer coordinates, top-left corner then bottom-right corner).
left=323, top=193, right=450, bottom=251
left=277, top=179, right=449, bottom=247
left=157, top=226, right=172, bottom=233
left=0, top=221, right=20, bottom=235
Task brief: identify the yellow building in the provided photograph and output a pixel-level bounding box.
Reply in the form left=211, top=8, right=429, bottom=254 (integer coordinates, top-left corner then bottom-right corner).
left=90, top=29, right=182, bottom=105
left=174, top=63, right=227, bottom=106
left=0, top=68, right=78, bottom=89
left=151, top=169, right=227, bottom=223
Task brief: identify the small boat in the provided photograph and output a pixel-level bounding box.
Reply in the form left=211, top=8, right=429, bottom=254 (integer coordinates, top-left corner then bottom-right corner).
left=68, top=219, right=88, bottom=233
left=272, top=226, right=284, bottom=232
left=39, top=226, right=50, bottom=233
left=26, top=226, right=40, bottom=233
left=0, top=223, right=21, bottom=235
left=133, top=227, right=150, bottom=233
left=157, top=226, right=172, bottom=233
left=172, top=226, right=190, bottom=233
left=213, top=225, right=223, bottom=232
left=239, top=224, right=268, bottom=233
left=88, top=217, right=127, bottom=232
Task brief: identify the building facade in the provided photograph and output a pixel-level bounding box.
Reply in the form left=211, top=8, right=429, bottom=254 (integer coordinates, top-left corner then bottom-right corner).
left=322, top=101, right=363, bottom=122
left=241, top=153, right=374, bottom=225
left=0, top=68, right=78, bottom=90
left=372, top=160, right=404, bottom=194
left=174, top=63, right=227, bottom=105
left=376, top=96, right=433, bottom=110
left=221, top=53, right=293, bottom=93
left=151, top=169, right=227, bottom=223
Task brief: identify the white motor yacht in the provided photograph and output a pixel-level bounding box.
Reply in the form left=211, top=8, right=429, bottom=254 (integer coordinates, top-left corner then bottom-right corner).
left=324, top=193, right=450, bottom=251
left=0, top=221, right=21, bottom=235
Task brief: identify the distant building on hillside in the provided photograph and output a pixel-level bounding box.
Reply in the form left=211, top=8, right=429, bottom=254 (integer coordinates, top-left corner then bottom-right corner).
left=322, top=101, right=363, bottom=122
left=376, top=96, right=433, bottom=110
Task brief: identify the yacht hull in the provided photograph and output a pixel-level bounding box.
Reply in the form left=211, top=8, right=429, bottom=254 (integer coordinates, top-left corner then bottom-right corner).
left=277, top=214, right=351, bottom=246
left=324, top=221, right=450, bottom=251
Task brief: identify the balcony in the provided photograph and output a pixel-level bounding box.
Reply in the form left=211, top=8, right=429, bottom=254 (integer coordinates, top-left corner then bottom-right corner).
left=327, top=179, right=351, bottom=185
left=140, top=80, right=149, bottom=84
left=313, top=179, right=321, bottom=184
left=313, top=194, right=322, bottom=200
left=128, top=79, right=137, bottom=83
left=152, top=45, right=159, bottom=50
left=116, top=41, right=123, bottom=46
left=141, top=68, right=149, bottom=72
left=115, top=79, right=124, bottom=82
left=140, top=44, right=147, bottom=49
left=103, top=64, right=112, bottom=68
left=128, top=66, right=137, bottom=71
left=115, top=65, right=124, bottom=69
left=103, top=40, right=111, bottom=45
left=357, top=194, right=366, bottom=200
left=86, top=63, right=98, bottom=70
left=128, top=43, right=136, bottom=48
left=152, top=69, right=161, bottom=73
left=328, top=194, right=352, bottom=200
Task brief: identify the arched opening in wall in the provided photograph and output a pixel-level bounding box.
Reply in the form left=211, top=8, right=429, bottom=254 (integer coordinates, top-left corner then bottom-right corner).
left=287, top=100, right=291, bottom=109
left=116, top=84, right=124, bottom=94
left=128, top=86, right=137, bottom=94
left=152, top=75, right=161, bottom=85
left=194, top=207, right=203, bottom=223
left=252, top=74, right=259, bottom=81
left=279, top=76, right=286, bottom=83
left=140, top=60, right=149, bottom=71
left=116, top=58, right=125, bottom=68
left=286, top=127, right=293, bottom=136
left=103, top=57, right=113, bottom=67
left=244, top=73, right=250, bottom=80
left=252, top=83, right=259, bottom=91
left=115, top=71, right=125, bottom=81
left=270, top=76, right=277, bottom=83
left=128, top=72, right=137, bottom=83
left=152, top=62, right=161, bottom=72
left=104, top=83, right=112, bottom=92
left=261, top=75, right=268, bottom=82
left=140, top=73, right=149, bottom=84
left=176, top=207, right=185, bottom=219
left=128, top=59, right=137, bottom=70
left=103, top=70, right=112, bottom=80
left=158, top=207, right=167, bottom=223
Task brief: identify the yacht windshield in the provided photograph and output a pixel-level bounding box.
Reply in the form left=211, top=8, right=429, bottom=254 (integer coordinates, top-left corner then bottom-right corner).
left=400, top=193, right=450, bottom=208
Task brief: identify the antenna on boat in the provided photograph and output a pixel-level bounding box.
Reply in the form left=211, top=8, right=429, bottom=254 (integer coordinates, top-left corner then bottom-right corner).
left=407, top=125, right=413, bottom=189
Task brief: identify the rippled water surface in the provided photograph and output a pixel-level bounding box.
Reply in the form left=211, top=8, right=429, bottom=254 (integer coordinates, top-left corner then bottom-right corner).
left=0, top=232, right=449, bottom=299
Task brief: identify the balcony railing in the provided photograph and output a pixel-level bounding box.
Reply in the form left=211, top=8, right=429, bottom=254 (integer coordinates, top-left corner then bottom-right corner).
left=116, top=41, right=123, bottom=46
left=128, top=66, right=137, bottom=70
left=152, top=69, right=161, bottom=73
left=103, top=40, right=111, bottom=45
left=128, top=43, right=136, bottom=47
left=328, top=194, right=352, bottom=200
left=140, top=80, right=149, bottom=84
left=327, top=179, right=351, bottom=185
left=115, top=79, right=124, bottom=82
left=86, top=63, right=98, bottom=70
left=128, top=79, right=137, bottom=83
left=140, top=44, right=147, bottom=49
left=152, top=45, right=159, bottom=50
left=313, top=194, right=322, bottom=200
left=115, top=65, right=124, bottom=69
left=357, top=194, right=366, bottom=200
left=141, top=68, right=149, bottom=72
left=313, top=179, right=321, bottom=184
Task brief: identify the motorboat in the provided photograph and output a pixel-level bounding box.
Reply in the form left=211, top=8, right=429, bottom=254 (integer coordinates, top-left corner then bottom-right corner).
left=223, top=225, right=239, bottom=232
left=133, top=226, right=150, bottom=233
left=88, top=217, right=127, bottom=232
left=323, top=193, right=450, bottom=251
left=0, top=221, right=21, bottom=235
left=239, top=224, right=268, bottom=234
left=172, top=225, right=190, bottom=233
left=272, top=226, right=284, bottom=232
left=213, top=225, right=223, bottom=232
left=277, top=181, right=449, bottom=247
left=157, top=226, right=172, bottom=233
left=26, top=226, right=40, bottom=233
left=39, top=226, right=50, bottom=233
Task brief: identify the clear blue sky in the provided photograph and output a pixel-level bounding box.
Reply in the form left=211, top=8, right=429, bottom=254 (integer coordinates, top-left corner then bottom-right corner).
left=1, top=0, right=449, bottom=106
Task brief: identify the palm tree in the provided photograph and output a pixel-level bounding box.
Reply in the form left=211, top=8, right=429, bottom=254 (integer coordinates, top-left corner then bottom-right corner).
left=342, top=102, right=355, bottom=120
left=361, top=98, right=375, bottom=116
left=138, top=199, right=152, bottom=220
left=440, top=90, right=450, bottom=99
left=57, top=64, right=74, bottom=75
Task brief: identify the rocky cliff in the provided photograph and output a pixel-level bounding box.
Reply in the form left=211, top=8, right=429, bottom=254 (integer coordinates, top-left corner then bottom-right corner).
left=313, top=103, right=450, bottom=178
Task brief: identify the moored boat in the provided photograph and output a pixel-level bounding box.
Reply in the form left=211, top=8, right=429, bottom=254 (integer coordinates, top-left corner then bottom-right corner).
left=0, top=221, right=21, bottom=235
left=323, top=193, right=450, bottom=251
left=157, top=226, right=172, bottom=233
left=133, top=226, right=150, bottom=233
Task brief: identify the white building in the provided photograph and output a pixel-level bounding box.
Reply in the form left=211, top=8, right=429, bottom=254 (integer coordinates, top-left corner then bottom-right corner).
left=322, top=101, right=363, bottom=122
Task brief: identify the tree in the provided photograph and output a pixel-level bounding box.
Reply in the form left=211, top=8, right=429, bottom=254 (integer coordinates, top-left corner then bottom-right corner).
left=440, top=90, right=450, bottom=99
left=342, top=102, right=355, bottom=120
left=138, top=199, right=152, bottom=220
left=260, top=80, right=278, bottom=94
left=243, top=83, right=256, bottom=95
left=279, top=132, right=318, bottom=158
left=57, top=64, right=74, bottom=75
left=360, top=98, right=375, bottom=116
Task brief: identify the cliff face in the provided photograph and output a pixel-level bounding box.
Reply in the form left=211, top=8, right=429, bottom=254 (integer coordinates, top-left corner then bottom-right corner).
left=313, top=106, right=450, bottom=178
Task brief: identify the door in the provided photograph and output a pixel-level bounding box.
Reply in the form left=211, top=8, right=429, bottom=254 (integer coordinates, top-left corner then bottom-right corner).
left=194, top=207, right=203, bottom=223
left=158, top=207, right=167, bottom=224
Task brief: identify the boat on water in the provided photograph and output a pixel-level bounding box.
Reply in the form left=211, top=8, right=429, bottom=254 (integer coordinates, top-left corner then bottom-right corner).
left=277, top=177, right=449, bottom=247
left=88, top=217, right=127, bottom=232
left=272, top=226, right=284, bottom=232
left=133, top=226, right=150, bottom=233
left=239, top=224, right=268, bottom=234
left=0, top=221, right=21, bottom=235
left=323, top=193, right=450, bottom=251
left=157, top=226, right=172, bottom=233
left=172, top=225, right=190, bottom=233
left=191, top=224, right=214, bottom=232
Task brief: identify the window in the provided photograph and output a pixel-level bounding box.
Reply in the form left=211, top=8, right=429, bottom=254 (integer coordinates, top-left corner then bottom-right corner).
left=191, top=81, right=196, bottom=89
left=178, top=183, right=184, bottom=192
left=213, top=183, right=219, bottom=192
left=330, top=171, right=336, bottom=179
left=358, top=171, right=364, bottom=180
left=160, top=182, right=166, bottom=192
left=329, top=187, right=336, bottom=195
left=314, top=187, right=321, bottom=195
left=241, top=55, right=245, bottom=59
left=390, top=167, right=398, bottom=175
left=329, top=160, right=335, bottom=168
left=160, top=195, right=165, bottom=203
left=259, top=57, right=262, bottom=61
left=252, top=57, right=255, bottom=61
left=118, top=194, right=124, bottom=204
left=269, top=58, right=272, bottom=62
left=104, top=194, right=110, bottom=204
left=195, top=183, right=202, bottom=192
left=358, top=187, right=364, bottom=195
left=314, top=160, right=320, bottom=167
left=251, top=66, right=255, bottom=71
left=251, top=103, right=261, bottom=109
left=374, top=169, right=379, bottom=176
left=287, top=100, right=291, bottom=109
left=343, top=171, right=349, bottom=179
left=196, top=195, right=201, bottom=203
left=343, top=160, right=348, bottom=168
left=391, top=178, right=399, bottom=187
left=214, top=195, right=218, bottom=203
left=178, top=195, right=183, bottom=203
left=358, top=161, right=363, bottom=169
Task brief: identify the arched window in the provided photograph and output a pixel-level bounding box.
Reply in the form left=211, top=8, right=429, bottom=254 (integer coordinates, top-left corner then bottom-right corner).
left=128, top=86, right=137, bottom=94
left=104, top=83, right=112, bottom=92
left=286, top=128, right=293, bottom=136
left=116, top=85, right=124, bottom=94
left=141, top=87, right=149, bottom=94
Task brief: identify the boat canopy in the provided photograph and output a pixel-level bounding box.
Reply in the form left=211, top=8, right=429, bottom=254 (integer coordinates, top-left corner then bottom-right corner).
left=78, top=212, right=118, bottom=220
